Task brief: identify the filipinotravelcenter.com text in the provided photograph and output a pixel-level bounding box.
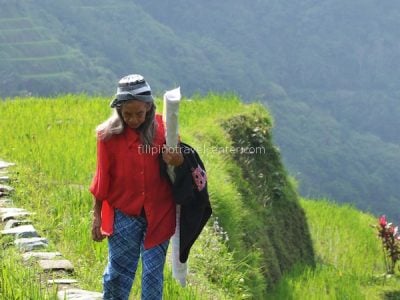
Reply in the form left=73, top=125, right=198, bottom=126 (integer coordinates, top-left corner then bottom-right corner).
left=138, top=144, right=266, bottom=155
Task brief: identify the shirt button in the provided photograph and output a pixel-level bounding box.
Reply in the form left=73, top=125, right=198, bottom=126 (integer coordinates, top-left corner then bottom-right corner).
left=142, top=191, right=145, bottom=195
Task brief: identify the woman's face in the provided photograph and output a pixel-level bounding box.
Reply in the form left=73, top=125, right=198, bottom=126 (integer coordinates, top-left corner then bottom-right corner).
left=120, top=100, right=150, bottom=129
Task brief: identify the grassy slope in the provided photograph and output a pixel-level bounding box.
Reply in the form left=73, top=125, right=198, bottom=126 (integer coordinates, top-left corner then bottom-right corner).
left=0, top=95, right=277, bottom=299
left=271, top=198, right=400, bottom=299
left=0, top=95, right=250, bottom=299
left=1, top=95, right=398, bottom=299
left=0, top=3, right=114, bottom=97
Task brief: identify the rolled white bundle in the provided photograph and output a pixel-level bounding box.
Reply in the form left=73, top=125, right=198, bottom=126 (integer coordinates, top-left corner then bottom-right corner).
left=163, top=87, right=181, bottom=182
left=162, top=86, right=188, bottom=286
left=163, top=87, right=181, bottom=150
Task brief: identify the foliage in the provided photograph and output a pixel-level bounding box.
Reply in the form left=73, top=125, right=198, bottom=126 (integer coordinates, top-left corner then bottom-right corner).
left=377, top=215, right=400, bottom=274
left=188, top=217, right=252, bottom=298
left=221, top=111, right=315, bottom=291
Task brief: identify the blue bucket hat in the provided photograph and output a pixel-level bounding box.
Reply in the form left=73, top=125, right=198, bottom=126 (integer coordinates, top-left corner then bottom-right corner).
left=110, top=74, right=154, bottom=108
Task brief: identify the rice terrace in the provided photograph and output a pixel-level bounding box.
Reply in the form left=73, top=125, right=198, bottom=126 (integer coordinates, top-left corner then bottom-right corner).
left=0, top=96, right=400, bottom=299
left=2, top=1, right=400, bottom=299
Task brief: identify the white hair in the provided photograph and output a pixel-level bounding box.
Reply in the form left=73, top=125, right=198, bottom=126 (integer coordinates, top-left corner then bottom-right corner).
left=96, top=110, right=124, bottom=141
left=95, top=103, right=156, bottom=144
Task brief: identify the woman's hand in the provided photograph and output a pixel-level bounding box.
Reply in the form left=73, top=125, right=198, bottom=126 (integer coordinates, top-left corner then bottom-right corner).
left=162, top=146, right=184, bottom=167
left=92, top=200, right=106, bottom=242
left=92, top=216, right=106, bottom=242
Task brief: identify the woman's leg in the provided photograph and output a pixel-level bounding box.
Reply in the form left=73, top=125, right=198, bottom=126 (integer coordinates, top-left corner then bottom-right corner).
left=141, top=240, right=169, bottom=300
left=103, top=210, right=147, bottom=300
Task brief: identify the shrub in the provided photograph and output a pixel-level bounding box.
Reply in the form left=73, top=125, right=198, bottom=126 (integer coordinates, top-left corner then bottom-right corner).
left=376, top=215, right=400, bottom=274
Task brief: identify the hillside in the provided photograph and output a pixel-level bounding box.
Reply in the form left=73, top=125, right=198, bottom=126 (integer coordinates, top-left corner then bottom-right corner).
left=0, top=2, right=114, bottom=96
left=271, top=198, right=400, bottom=299
left=1, top=1, right=400, bottom=230
left=0, top=95, right=314, bottom=299
left=1, top=95, right=400, bottom=299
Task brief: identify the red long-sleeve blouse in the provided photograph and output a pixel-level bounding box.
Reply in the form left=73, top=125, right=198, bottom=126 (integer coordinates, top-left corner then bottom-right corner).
left=89, top=115, right=176, bottom=249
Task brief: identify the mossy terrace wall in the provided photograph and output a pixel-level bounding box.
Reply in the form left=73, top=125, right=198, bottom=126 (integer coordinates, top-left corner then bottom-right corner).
left=221, top=112, right=315, bottom=293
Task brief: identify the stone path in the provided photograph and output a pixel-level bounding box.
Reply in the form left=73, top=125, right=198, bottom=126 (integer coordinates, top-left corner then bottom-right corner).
left=0, top=160, right=103, bottom=299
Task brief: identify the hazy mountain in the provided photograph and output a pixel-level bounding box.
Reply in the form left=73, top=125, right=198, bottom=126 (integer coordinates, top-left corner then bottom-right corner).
left=1, top=0, right=399, bottom=218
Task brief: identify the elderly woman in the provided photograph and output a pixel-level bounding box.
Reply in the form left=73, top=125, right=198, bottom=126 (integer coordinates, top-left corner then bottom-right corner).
left=89, top=74, right=183, bottom=300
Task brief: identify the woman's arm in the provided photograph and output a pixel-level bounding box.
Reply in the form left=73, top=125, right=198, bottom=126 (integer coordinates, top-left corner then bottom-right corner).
left=92, top=198, right=106, bottom=242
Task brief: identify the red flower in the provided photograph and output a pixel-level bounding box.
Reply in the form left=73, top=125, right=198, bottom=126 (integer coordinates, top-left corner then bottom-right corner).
left=380, top=215, right=387, bottom=227
left=377, top=215, right=400, bottom=274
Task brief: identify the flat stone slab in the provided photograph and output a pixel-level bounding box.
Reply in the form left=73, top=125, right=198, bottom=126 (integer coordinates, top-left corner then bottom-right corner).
left=15, top=237, right=48, bottom=252
left=57, top=288, right=103, bottom=300
left=23, top=251, right=62, bottom=261
left=16, top=231, right=39, bottom=239
left=0, top=184, right=14, bottom=193
left=0, top=198, right=12, bottom=207
left=0, top=207, right=28, bottom=214
left=4, top=219, right=32, bottom=230
left=48, top=278, right=78, bottom=285
left=38, top=259, right=74, bottom=271
left=1, top=224, right=38, bottom=238
left=0, top=161, right=15, bottom=169
left=0, top=176, right=9, bottom=183
left=1, top=211, right=32, bottom=222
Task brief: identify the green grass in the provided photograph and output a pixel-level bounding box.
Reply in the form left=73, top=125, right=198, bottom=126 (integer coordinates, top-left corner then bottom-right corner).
left=0, top=95, right=263, bottom=299
left=270, top=198, right=400, bottom=299
left=2, top=95, right=398, bottom=299
left=0, top=237, right=58, bottom=300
